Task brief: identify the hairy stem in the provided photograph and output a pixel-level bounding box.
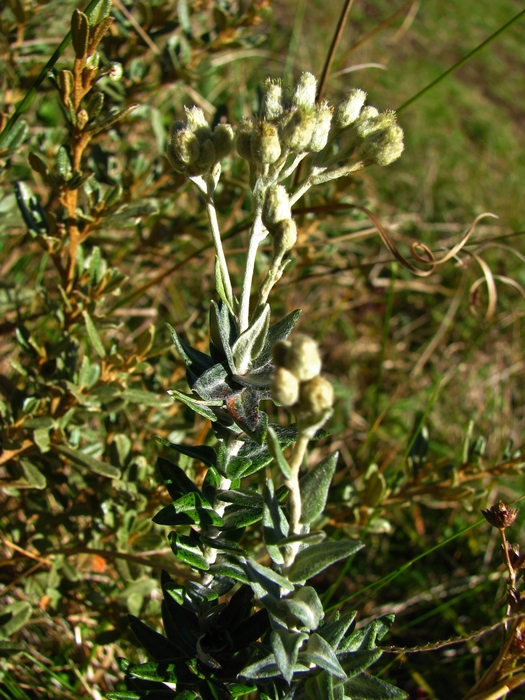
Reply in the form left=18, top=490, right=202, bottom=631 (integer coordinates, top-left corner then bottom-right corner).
left=283, top=433, right=310, bottom=570
left=239, top=212, right=266, bottom=332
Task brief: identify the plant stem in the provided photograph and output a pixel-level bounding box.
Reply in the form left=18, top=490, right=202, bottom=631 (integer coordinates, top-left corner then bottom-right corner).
left=283, top=433, right=310, bottom=570
left=239, top=212, right=266, bottom=332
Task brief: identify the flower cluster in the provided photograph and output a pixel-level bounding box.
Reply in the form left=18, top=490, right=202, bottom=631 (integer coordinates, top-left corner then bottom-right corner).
left=235, top=71, right=404, bottom=182
left=271, top=335, right=334, bottom=438
left=167, top=106, right=234, bottom=177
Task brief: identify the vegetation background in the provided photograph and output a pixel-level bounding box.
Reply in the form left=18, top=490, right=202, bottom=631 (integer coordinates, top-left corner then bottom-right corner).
left=1, top=0, right=524, bottom=698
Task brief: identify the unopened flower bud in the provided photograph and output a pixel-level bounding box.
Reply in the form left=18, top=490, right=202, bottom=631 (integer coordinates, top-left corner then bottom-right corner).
left=213, top=123, right=235, bottom=161
left=291, top=71, right=317, bottom=109
left=283, top=335, right=322, bottom=382
left=262, top=185, right=291, bottom=228
left=236, top=118, right=254, bottom=160
left=271, top=366, right=300, bottom=406
left=308, top=102, right=333, bottom=152
left=251, top=120, right=281, bottom=164
left=272, top=218, right=297, bottom=258
left=168, top=125, right=200, bottom=169
left=262, top=79, right=284, bottom=121
left=108, top=61, right=123, bottom=82
left=482, top=501, right=519, bottom=529
left=77, top=109, right=89, bottom=130
left=333, top=89, right=367, bottom=130
left=280, top=107, right=316, bottom=152
left=296, top=375, right=334, bottom=434
left=188, top=137, right=215, bottom=174
left=184, top=105, right=210, bottom=135
left=355, top=108, right=392, bottom=139
left=358, top=122, right=404, bottom=166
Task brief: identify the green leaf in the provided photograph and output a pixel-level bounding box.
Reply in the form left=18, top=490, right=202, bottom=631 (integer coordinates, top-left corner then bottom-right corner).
left=245, top=557, right=294, bottom=593
left=168, top=532, right=209, bottom=570
left=251, top=309, right=302, bottom=371
left=156, top=438, right=217, bottom=468
left=168, top=389, right=218, bottom=421
left=216, top=489, right=263, bottom=508
left=339, top=649, right=383, bottom=678
left=0, top=602, right=32, bottom=636
left=84, top=310, right=106, bottom=358
left=121, top=388, right=171, bottom=407
left=272, top=587, right=324, bottom=632
left=299, top=633, right=346, bottom=679
left=153, top=492, right=224, bottom=527
left=305, top=672, right=335, bottom=700
left=266, top=426, right=292, bottom=480
left=167, top=323, right=215, bottom=378
left=89, top=105, right=138, bottom=135
left=157, top=456, right=200, bottom=500
left=340, top=615, right=395, bottom=652
left=221, top=505, right=263, bottom=530
left=210, top=300, right=237, bottom=374
left=263, top=478, right=289, bottom=566
left=71, top=10, right=89, bottom=58
left=289, top=541, right=364, bottom=583
left=320, top=610, right=357, bottom=650
left=343, top=672, right=407, bottom=699
left=214, top=255, right=236, bottom=315
left=232, top=303, right=270, bottom=373
left=20, top=459, right=46, bottom=489
left=271, top=628, right=308, bottom=684
left=87, top=0, right=112, bottom=26
left=192, top=362, right=233, bottom=402
left=56, top=443, right=120, bottom=478
left=299, top=452, right=338, bottom=524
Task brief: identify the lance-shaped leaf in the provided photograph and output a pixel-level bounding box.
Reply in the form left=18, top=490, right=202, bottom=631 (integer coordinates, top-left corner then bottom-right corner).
left=193, top=362, right=240, bottom=402
left=168, top=531, right=209, bottom=571
left=288, top=541, right=364, bottom=584
left=56, top=444, right=120, bottom=478
left=226, top=391, right=268, bottom=444
left=168, top=389, right=219, bottom=421
left=339, top=649, right=383, bottom=679
left=266, top=426, right=292, bottom=480
left=220, top=505, right=264, bottom=530
left=339, top=614, right=395, bottom=652
left=89, top=105, right=138, bottom=135
left=263, top=478, right=289, bottom=565
left=153, top=491, right=224, bottom=527
left=271, top=629, right=308, bottom=685
left=343, top=673, right=407, bottom=699
left=271, top=587, right=324, bottom=632
left=244, top=557, right=294, bottom=594
left=299, top=633, right=346, bottom=680
left=216, top=489, right=263, bottom=508
left=319, top=610, right=357, bottom=650
left=127, top=616, right=182, bottom=663
left=167, top=322, right=215, bottom=379
left=251, top=309, right=302, bottom=371
left=156, top=438, right=217, bottom=469
left=156, top=457, right=200, bottom=501
left=71, top=10, right=89, bottom=59
left=210, top=300, right=237, bottom=374
left=305, top=671, right=335, bottom=700
left=240, top=652, right=309, bottom=680
left=160, top=572, right=198, bottom=656
left=299, top=452, right=338, bottom=524
left=232, top=303, right=270, bottom=374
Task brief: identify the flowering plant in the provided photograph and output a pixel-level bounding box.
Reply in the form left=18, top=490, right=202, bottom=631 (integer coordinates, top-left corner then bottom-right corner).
left=111, top=71, right=406, bottom=700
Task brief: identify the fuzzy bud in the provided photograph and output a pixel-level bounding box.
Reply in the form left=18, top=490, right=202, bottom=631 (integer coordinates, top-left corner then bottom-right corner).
left=262, top=79, right=284, bottom=121
left=291, top=71, right=317, bottom=109
left=251, top=120, right=281, bottom=164
left=168, top=124, right=200, bottom=169
left=213, top=123, right=235, bottom=161
left=296, top=375, right=334, bottom=435
left=184, top=105, right=210, bottom=135
left=354, top=107, right=390, bottom=139
left=280, top=107, right=316, bottom=153
left=77, top=109, right=89, bottom=130
left=188, top=137, right=216, bottom=175
left=358, top=122, right=404, bottom=166
left=283, top=335, right=322, bottom=382
left=262, top=185, right=291, bottom=229
left=272, top=218, right=297, bottom=258
left=333, top=89, right=367, bottom=130
left=236, top=118, right=255, bottom=161
left=271, top=366, right=300, bottom=406
left=307, top=102, right=333, bottom=152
